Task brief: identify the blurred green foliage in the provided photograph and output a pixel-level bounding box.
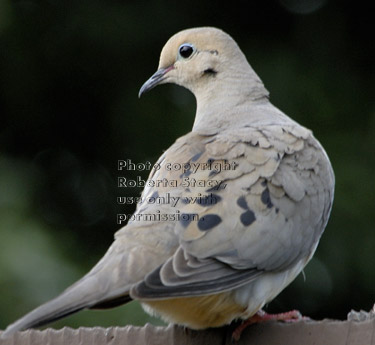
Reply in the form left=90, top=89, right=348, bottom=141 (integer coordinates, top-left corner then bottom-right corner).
left=0, top=0, right=373, bottom=330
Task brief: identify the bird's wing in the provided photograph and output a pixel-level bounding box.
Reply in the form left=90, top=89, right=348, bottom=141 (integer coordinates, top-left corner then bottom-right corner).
left=131, top=123, right=334, bottom=299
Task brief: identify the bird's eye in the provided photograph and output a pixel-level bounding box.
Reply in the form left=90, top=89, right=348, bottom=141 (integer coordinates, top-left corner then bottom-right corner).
left=178, top=43, right=195, bottom=59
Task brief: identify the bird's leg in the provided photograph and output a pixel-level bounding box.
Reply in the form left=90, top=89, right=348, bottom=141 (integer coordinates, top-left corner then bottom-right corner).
left=232, top=309, right=309, bottom=341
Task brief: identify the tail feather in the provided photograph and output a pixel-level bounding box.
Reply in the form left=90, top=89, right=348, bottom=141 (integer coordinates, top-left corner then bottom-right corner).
left=2, top=274, right=128, bottom=337
left=2, top=228, right=169, bottom=338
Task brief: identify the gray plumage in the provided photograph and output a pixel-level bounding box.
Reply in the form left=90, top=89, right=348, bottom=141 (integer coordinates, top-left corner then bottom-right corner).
left=3, top=27, right=334, bottom=337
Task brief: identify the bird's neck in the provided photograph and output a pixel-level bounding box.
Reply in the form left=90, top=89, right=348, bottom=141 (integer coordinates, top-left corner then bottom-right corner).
left=192, top=69, right=269, bottom=135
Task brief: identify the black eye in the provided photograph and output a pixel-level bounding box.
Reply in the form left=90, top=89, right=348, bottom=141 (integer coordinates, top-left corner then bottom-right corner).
left=178, top=44, right=195, bottom=59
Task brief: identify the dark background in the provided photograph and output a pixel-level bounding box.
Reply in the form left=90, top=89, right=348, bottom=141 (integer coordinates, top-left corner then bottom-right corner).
left=0, top=0, right=373, bottom=330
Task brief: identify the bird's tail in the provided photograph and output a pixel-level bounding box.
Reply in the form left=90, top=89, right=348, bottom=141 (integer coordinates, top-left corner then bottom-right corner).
left=2, top=256, right=131, bottom=337
left=2, top=226, right=171, bottom=338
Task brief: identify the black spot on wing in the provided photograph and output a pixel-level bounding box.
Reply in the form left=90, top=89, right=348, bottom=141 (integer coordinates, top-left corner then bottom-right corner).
left=191, top=152, right=203, bottom=162
left=236, top=196, right=256, bottom=226
left=180, top=169, right=192, bottom=178
left=198, top=214, right=222, bottom=231
left=150, top=191, right=159, bottom=199
left=209, top=169, right=219, bottom=177
left=237, top=196, right=248, bottom=210
left=180, top=213, right=198, bottom=228
left=240, top=210, right=256, bottom=226
left=205, top=183, right=226, bottom=193
left=196, top=194, right=222, bottom=206
left=261, top=188, right=273, bottom=208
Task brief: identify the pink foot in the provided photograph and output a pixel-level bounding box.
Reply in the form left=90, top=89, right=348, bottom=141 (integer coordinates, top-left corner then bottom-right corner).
left=232, top=309, right=310, bottom=341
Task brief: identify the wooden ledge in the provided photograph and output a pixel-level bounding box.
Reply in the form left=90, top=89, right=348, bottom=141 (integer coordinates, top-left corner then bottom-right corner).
left=1, top=319, right=375, bottom=345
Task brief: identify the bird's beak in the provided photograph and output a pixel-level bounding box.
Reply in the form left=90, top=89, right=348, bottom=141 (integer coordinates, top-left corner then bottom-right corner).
left=138, top=66, right=174, bottom=98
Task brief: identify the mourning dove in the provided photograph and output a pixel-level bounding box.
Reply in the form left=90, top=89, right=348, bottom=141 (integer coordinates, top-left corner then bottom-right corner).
left=3, top=27, right=334, bottom=337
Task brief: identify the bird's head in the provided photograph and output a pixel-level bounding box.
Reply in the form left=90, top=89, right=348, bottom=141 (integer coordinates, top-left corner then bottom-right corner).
left=138, top=27, right=252, bottom=97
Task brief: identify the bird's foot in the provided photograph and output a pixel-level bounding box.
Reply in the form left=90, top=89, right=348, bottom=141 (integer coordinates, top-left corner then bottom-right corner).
left=232, top=309, right=310, bottom=341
